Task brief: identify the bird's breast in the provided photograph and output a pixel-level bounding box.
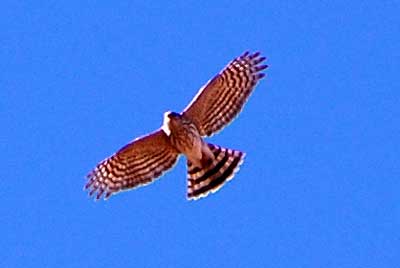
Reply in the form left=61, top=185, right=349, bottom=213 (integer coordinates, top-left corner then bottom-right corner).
left=168, top=119, right=203, bottom=163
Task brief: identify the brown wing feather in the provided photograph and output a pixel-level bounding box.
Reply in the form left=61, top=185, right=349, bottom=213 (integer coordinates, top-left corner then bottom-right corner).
left=183, top=51, right=268, bottom=136
left=85, top=129, right=179, bottom=200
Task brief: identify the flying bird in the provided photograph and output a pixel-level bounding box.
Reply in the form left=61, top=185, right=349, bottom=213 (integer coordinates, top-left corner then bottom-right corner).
left=85, top=51, right=268, bottom=200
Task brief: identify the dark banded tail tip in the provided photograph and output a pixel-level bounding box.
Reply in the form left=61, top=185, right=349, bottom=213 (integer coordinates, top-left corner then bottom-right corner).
left=186, top=149, right=246, bottom=201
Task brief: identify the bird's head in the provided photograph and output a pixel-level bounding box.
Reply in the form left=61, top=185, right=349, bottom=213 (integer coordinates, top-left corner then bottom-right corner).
left=162, top=111, right=181, bottom=135
left=166, top=111, right=181, bottom=119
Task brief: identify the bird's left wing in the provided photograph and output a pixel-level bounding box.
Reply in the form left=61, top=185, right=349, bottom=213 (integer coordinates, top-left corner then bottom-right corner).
left=183, top=51, right=267, bottom=137
left=85, top=129, right=179, bottom=200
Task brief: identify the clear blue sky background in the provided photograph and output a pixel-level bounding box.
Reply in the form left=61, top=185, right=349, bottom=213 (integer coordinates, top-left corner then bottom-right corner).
left=1, top=1, right=399, bottom=267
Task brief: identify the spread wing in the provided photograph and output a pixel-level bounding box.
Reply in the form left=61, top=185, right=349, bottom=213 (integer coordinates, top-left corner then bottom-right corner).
left=85, top=129, right=179, bottom=200
left=183, top=51, right=268, bottom=136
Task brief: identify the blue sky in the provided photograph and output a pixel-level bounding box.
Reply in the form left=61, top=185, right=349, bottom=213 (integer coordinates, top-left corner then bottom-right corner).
left=1, top=1, right=399, bottom=267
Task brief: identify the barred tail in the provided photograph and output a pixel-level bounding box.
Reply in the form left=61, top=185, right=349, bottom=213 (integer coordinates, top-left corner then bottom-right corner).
left=187, top=143, right=245, bottom=200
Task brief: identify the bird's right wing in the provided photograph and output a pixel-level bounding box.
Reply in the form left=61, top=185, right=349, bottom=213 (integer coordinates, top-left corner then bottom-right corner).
left=85, top=129, right=179, bottom=200
left=183, top=51, right=267, bottom=137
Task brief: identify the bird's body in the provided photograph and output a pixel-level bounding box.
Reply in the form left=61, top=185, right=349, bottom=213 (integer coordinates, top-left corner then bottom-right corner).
left=86, top=51, right=268, bottom=200
left=163, top=111, right=212, bottom=168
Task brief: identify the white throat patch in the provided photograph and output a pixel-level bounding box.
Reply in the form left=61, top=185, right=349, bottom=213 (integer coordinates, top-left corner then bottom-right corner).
left=161, top=111, right=171, bottom=136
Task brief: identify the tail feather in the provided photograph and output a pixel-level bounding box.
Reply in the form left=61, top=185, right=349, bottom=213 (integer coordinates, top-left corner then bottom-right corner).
left=187, top=143, right=245, bottom=200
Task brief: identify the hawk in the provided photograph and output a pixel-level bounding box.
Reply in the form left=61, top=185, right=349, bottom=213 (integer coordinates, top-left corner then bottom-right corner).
left=85, top=51, right=268, bottom=200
